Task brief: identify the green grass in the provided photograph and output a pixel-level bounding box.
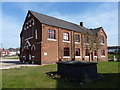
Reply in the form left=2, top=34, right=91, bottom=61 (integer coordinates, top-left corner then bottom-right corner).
left=2, top=62, right=120, bottom=88
left=6, top=57, right=19, bottom=59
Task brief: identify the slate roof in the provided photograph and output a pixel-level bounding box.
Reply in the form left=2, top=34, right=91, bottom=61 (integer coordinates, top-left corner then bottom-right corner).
left=29, top=10, right=101, bottom=35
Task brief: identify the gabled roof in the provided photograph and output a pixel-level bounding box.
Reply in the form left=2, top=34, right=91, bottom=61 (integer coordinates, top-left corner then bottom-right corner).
left=29, top=10, right=101, bottom=35
left=90, top=27, right=102, bottom=34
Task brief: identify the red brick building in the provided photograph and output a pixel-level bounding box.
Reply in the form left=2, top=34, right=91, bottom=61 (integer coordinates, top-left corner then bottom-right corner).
left=20, top=10, right=108, bottom=64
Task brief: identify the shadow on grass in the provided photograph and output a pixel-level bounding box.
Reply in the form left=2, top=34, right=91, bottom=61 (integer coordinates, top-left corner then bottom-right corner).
left=46, top=72, right=120, bottom=88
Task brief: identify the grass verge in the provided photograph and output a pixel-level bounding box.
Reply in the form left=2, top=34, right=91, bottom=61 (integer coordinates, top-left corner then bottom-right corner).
left=2, top=61, right=120, bottom=88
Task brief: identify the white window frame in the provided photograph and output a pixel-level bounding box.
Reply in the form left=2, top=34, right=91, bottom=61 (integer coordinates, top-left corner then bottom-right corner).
left=75, top=56, right=81, bottom=58
left=47, top=38, right=56, bottom=41
left=63, top=56, right=71, bottom=58
left=63, top=32, right=69, bottom=41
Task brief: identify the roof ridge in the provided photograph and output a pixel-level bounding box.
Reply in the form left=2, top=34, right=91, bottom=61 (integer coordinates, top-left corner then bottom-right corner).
left=29, top=10, right=84, bottom=28
left=29, top=10, right=100, bottom=35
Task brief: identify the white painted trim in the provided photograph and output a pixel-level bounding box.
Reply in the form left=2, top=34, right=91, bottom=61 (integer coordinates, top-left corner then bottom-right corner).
left=94, top=56, right=98, bottom=57
left=63, top=40, right=70, bottom=43
left=35, top=29, right=37, bottom=39
left=24, top=40, right=31, bottom=47
left=101, top=43, right=104, bottom=45
left=47, top=38, right=57, bottom=41
left=75, top=56, right=81, bottom=58
left=85, top=56, right=89, bottom=57
left=31, top=45, right=36, bottom=50
left=63, top=56, right=71, bottom=58
left=25, top=36, right=33, bottom=40
left=75, top=42, right=80, bottom=44
left=44, top=52, right=47, bottom=56
left=101, top=56, right=105, bottom=57
left=84, top=43, right=89, bottom=45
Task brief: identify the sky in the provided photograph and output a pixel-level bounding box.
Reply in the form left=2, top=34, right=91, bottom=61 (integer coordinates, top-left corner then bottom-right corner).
left=1, top=2, right=118, bottom=49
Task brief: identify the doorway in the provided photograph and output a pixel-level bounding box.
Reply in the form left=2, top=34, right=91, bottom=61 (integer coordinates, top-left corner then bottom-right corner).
left=91, top=52, right=93, bottom=61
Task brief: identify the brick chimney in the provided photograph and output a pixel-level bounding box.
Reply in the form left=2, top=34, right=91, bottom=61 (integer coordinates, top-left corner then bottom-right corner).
left=80, top=22, right=83, bottom=27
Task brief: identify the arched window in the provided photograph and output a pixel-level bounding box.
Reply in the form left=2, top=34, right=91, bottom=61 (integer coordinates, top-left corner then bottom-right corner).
left=75, top=34, right=80, bottom=42
left=75, top=48, right=80, bottom=56
left=64, top=47, right=70, bottom=56
left=31, top=19, right=34, bottom=25
left=31, top=45, right=36, bottom=51
left=94, top=50, right=97, bottom=56
left=85, top=49, right=89, bottom=56
left=101, top=50, right=105, bottom=56
left=100, top=36, right=104, bottom=44
left=29, top=21, right=31, bottom=27
left=48, top=29, right=56, bottom=39
left=84, top=37, right=89, bottom=43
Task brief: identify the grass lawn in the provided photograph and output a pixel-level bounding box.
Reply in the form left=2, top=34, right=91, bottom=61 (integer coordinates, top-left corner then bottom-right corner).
left=2, top=61, right=120, bottom=88
left=6, top=57, right=19, bottom=59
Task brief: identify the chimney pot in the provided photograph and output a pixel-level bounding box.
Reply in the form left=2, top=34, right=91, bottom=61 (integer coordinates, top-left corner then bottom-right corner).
left=80, top=22, right=83, bottom=27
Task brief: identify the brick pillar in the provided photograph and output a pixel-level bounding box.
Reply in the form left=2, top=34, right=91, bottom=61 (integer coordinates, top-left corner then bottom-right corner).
left=71, top=31, right=75, bottom=60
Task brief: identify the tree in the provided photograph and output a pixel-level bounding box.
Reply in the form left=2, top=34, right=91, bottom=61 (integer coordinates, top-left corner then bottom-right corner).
left=84, top=33, right=101, bottom=62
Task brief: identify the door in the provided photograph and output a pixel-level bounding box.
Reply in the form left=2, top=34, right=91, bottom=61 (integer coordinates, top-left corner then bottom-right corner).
left=91, top=52, right=93, bottom=61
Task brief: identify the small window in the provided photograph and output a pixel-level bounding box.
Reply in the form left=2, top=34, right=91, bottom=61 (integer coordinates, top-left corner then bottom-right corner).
left=94, top=50, right=97, bottom=56
left=84, top=37, right=89, bottom=43
left=75, top=48, right=80, bottom=56
left=64, top=48, right=70, bottom=56
left=63, top=32, right=69, bottom=41
left=85, top=49, right=89, bottom=56
left=48, top=29, right=55, bottom=39
left=28, top=21, right=31, bottom=27
left=75, top=34, right=80, bottom=42
left=101, top=50, right=105, bottom=56
left=31, top=19, right=34, bottom=25
left=100, top=36, right=104, bottom=44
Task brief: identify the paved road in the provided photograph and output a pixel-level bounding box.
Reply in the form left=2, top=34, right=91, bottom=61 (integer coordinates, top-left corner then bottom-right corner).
left=0, top=58, right=39, bottom=69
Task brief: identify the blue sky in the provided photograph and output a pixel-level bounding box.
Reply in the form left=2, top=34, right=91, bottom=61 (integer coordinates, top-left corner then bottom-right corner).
left=1, top=2, right=118, bottom=49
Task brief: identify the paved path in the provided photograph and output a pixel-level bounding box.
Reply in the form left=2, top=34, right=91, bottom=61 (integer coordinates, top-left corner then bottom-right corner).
left=0, top=58, right=39, bottom=69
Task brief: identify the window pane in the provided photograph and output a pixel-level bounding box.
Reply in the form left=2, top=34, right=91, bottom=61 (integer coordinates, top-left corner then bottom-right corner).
left=85, top=49, right=89, bottom=56
left=64, top=48, right=69, bottom=56
left=48, top=29, right=55, bottom=39
left=101, top=50, right=105, bottom=56
left=75, top=48, right=80, bottom=56
left=63, top=33, right=69, bottom=41
left=75, top=34, right=80, bottom=42
left=94, top=50, right=97, bottom=56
